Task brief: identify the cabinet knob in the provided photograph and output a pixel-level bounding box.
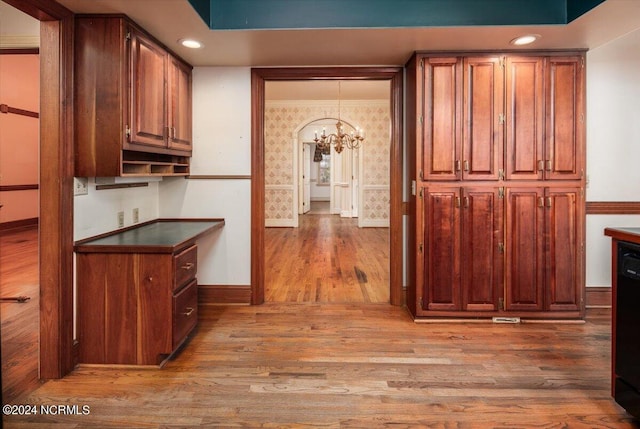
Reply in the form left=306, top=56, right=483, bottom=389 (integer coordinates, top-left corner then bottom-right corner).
left=147, top=276, right=153, bottom=282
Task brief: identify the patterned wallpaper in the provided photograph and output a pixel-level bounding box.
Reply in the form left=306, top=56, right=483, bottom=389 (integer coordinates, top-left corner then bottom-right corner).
left=265, top=100, right=390, bottom=226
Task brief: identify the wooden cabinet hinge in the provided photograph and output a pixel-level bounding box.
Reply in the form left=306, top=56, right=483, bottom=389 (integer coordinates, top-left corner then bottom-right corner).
left=419, top=242, right=423, bottom=253
left=419, top=188, right=423, bottom=199
left=419, top=169, right=424, bottom=180
left=420, top=58, right=424, bottom=69
left=125, top=125, right=131, bottom=140
left=498, top=169, right=505, bottom=180
left=581, top=56, right=585, bottom=68
left=498, top=113, right=505, bottom=125
left=126, top=31, right=131, bottom=41
left=498, top=187, right=504, bottom=199
left=420, top=116, right=424, bottom=125
left=499, top=56, right=505, bottom=68
left=498, top=243, right=504, bottom=254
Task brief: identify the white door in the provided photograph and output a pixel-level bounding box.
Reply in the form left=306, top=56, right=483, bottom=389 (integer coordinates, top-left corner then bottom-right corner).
left=352, top=146, right=359, bottom=218
left=303, top=144, right=311, bottom=214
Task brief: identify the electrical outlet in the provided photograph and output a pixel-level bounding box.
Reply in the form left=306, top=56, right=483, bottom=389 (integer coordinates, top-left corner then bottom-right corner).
left=73, top=177, right=89, bottom=196
left=132, top=208, right=139, bottom=223
left=117, top=211, right=124, bottom=228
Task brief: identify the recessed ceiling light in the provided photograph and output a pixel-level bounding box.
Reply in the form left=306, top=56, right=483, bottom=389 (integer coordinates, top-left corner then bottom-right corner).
left=179, top=39, right=203, bottom=49
left=510, top=34, right=540, bottom=46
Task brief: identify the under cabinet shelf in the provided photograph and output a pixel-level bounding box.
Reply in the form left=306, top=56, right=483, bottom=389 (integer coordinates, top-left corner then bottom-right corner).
left=121, top=151, right=190, bottom=176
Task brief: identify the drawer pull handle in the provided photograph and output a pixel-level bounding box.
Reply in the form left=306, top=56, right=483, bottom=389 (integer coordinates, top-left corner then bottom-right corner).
left=181, top=262, right=195, bottom=271
left=182, top=307, right=195, bottom=317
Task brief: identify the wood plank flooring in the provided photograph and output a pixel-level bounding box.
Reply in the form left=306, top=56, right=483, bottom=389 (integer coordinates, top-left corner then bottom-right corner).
left=265, top=213, right=390, bottom=303
left=0, top=227, right=41, bottom=404
left=3, top=305, right=636, bottom=428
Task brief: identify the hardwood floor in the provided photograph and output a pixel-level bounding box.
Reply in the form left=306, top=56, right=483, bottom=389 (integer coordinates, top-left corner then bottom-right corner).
left=0, top=226, right=41, bottom=405
left=265, top=213, right=390, bottom=303
left=1, top=222, right=636, bottom=428
left=3, top=304, right=636, bottom=428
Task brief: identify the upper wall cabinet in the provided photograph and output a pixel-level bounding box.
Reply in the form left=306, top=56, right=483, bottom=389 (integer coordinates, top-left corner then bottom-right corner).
left=416, top=52, right=584, bottom=183
left=74, top=16, right=193, bottom=178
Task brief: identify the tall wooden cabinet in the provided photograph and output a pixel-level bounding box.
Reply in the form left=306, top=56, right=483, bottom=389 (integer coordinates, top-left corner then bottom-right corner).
left=407, top=51, right=586, bottom=319
left=74, top=15, right=193, bottom=178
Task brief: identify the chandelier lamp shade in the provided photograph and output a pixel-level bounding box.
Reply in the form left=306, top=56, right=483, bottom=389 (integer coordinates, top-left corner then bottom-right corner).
left=313, top=82, right=365, bottom=154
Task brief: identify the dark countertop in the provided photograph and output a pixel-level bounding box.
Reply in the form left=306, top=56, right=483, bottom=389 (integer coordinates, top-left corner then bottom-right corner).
left=604, top=227, right=640, bottom=245
left=74, top=218, right=225, bottom=253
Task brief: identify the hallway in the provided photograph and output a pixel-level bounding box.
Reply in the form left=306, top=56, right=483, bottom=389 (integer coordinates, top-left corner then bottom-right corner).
left=264, top=212, right=390, bottom=303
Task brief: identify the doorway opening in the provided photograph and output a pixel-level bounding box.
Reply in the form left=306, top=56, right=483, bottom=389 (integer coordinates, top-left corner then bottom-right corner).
left=263, top=79, right=391, bottom=303
left=251, top=67, right=404, bottom=306
left=297, top=117, right=361, bottom=222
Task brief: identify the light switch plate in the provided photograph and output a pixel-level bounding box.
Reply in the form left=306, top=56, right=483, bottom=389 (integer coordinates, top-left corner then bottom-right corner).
left=73, top=177, right=89, bottom=196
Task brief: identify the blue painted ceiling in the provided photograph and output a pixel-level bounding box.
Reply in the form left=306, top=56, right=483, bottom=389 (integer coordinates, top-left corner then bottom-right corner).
left=188, top=0, right=606, bottom=31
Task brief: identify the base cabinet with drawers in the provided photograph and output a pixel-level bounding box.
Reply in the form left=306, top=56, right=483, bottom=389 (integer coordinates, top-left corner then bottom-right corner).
left=74, top=219, right=224, bottom=366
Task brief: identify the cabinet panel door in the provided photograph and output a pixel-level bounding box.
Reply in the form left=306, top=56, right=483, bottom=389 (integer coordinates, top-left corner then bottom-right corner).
left=168, top=56, right=192, bottom=152
left=505, top=56, right=544, bottom=180
left=138, top=253, right=173, bottom=365
left=545, top=56, right=584, bottom=180
left=462, top=57, right=503, bottom=181
left=129, top=28, right=167, bottom=149
left=462, top=187, right=502, bottom=311
left=422, top=187, right=461, bottom=311
left=505, top=188, right=545, bottom=311
left=422, top=58, right=462, bottom=181
left=546, top=187, right=582, bottom=311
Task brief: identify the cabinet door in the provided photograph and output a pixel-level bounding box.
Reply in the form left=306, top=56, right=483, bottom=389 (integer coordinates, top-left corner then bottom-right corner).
left=421, top=57, right=462, bottom=181
left=505, top=56, right=544, bottom=180
left=129, top=28, right=167, bottom=149
left=546, top=187, right=583, bottom=311
left=462, top=187, right=503, bottom=311
left=545, top=56, right=585, bottom=180
left=505, top=187, right=545, bottom=311
left=462, top=57, right=503, bottom=181
left=422, top=187, right=461, bottom=312
left=138, top=253, right=173, bottom=365
left=167, top=55, right=192, bottom=152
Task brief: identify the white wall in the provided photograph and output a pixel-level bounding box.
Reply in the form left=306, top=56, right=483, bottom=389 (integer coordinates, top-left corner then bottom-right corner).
left=158, top=67, right=252, bottom=286
left=586, top=27, right=640, bottom=287
left=73, top=179, right=160, bottom=240
left=159, top=178, right=251, bottom=285
left=73, top=67, right=251, bottom=287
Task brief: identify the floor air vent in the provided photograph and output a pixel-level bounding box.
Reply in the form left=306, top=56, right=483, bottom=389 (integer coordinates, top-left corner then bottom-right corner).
left=492, top=317, right=521, bottom=324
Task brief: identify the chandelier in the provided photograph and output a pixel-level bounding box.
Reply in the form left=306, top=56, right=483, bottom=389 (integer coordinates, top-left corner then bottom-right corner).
left=313, top=82, right=364, bottom=154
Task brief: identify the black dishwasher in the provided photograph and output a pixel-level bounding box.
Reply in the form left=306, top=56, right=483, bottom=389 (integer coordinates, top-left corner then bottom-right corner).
left=615, top=240, right=640, bottom=418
